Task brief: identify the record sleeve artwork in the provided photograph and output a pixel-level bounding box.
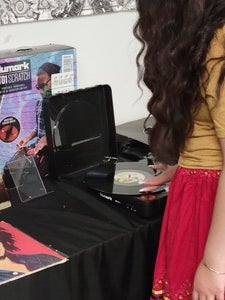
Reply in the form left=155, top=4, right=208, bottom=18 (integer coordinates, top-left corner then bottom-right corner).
left=0, top=0, right=136, bottom=25
left=0, top=221, right=67, bottom=285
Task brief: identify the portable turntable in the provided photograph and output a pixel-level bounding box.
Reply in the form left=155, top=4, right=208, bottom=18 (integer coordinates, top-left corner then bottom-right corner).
left=43, top=85, right=167, bottom=218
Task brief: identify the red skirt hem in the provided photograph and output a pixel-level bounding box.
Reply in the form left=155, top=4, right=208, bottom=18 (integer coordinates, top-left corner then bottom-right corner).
left=150, top=167, right=220, bottom=300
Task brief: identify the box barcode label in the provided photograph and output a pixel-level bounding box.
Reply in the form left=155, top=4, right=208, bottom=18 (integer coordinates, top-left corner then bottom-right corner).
left=51, top=72, right=75, bottom=95
left=62, top=55, right=74, bottom=73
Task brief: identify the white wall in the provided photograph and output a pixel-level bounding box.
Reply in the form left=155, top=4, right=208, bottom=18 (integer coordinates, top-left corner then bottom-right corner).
left=0, top=11, right=150, bottom=125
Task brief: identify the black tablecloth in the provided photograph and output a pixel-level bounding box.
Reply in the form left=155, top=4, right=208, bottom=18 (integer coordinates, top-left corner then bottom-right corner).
left=0, top=179, right=162, bottom=300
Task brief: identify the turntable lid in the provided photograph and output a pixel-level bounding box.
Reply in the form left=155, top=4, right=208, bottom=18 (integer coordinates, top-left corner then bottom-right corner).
left=43, top=85, right=117, bottom=177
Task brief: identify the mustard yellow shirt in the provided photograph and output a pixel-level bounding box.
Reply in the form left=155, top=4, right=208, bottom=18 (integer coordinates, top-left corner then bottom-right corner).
left=178, top=25, right=225, bottom=170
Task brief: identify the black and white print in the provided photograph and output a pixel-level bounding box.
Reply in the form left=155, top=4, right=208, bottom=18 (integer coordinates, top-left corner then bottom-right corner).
left=0, top=0, right=136, bottom=25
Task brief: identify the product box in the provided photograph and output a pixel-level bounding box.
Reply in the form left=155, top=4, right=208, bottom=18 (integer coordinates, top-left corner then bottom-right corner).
left=0, top=44, right=77, bottom=176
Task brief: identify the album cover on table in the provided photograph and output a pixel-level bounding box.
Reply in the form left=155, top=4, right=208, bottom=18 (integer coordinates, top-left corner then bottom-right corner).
left=0, top=221, right=68, bottom=285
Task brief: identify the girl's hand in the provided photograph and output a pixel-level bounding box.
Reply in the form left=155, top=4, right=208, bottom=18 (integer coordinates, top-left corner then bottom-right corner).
left=140, top=164, right=177, bottom=193
left=192, top=261, right=225, bottom=300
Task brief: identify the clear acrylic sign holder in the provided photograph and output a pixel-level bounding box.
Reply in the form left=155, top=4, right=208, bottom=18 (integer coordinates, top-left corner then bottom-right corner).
left=7, top=155, right=47, bottom=203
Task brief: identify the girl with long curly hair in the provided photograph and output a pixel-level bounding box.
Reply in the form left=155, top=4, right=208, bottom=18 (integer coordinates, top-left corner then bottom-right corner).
left=134, top=0, right=225, bottom=299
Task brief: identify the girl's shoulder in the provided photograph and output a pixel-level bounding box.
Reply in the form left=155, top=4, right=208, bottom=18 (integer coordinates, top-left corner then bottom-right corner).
left=207, top=25, right=225, bottom=62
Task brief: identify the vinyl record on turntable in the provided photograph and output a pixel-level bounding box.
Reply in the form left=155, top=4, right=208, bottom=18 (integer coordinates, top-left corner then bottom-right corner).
left=84, top=161, right=156, bottom=196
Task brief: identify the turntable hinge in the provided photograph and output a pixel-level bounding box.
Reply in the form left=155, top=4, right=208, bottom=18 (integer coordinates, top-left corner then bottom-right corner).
left=103, top=156, right=118, bottom=162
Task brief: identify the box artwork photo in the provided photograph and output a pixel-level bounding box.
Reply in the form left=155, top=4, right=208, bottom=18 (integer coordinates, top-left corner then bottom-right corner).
left=0, top=221, right=67, bottom=285
left=0, top=44, right=77, bottom=200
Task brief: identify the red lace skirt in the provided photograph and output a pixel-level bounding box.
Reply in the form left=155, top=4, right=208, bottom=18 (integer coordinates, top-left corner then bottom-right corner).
left=151, top=167, right=220, bottom=300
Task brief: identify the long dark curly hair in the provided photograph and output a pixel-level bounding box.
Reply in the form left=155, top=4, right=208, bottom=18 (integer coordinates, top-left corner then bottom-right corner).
left=134, top=0, right=225, bottom=164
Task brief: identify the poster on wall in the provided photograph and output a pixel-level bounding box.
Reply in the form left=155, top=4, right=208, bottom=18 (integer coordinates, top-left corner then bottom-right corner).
left=0, top=0, right=136, bottom=25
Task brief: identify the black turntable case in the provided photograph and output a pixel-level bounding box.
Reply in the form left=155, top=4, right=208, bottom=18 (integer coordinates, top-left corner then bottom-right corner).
left=43, top=84, right=117, bottom=178
left=43, top=85, right=167, bottom=218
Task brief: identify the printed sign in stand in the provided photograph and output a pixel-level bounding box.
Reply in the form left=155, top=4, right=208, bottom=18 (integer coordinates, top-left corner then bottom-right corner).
left=7, top=155, right=48, bottom=203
